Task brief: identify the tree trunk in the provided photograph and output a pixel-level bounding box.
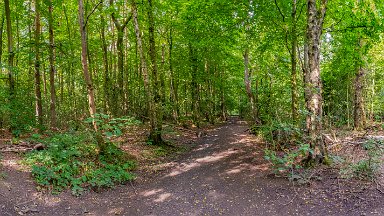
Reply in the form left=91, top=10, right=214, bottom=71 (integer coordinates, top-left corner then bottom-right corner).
left=48, top=0, right=57, bottom=128
left=78, top=0, right=97, bottom=130
left=243, top=48, right=259, bottom=123
left=0, top=15, right=4, bottom=65
left=110, top=0, right=131, bottom=114
left=189, top=44, right=200, bottom=127
left=5, top=0, right=15, bottom=131
left=147, top=0, right=164, bottom=144
left=291, top=0, right=299, bottom=123
left=100, top=14, right=110, bottom=111
left=34, top=0, right=43, bottom=127
left=132, top=0, right=155, bottom=141
left=305, top=0, right=328, bottom=162
left=353, top=38, right=366, bottom=129
left=168, top=26, right=179, bottom=122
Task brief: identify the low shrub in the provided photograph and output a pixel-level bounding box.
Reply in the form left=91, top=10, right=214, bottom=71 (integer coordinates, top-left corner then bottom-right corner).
left=264, top=143, right=313, bottom=174
left=24, top=132, right=136, bottom=195
left=251, top=122, right=302, bottom=149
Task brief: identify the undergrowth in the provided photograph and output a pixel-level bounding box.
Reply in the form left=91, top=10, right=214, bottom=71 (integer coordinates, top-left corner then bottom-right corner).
left=23, top=131, right=136, bottom=195
left=251, top=122, right=302, bottom=148
left=339, top=138, right=384, bottom=181
left=257, top=122, right=321, bottom=183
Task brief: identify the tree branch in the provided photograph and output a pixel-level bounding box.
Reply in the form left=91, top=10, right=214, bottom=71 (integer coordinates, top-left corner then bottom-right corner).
left=297, top=1, right=306, bottom=20
left=84, top=0, right=103, bottom=29
left=324, top=25, right=370, bottom=33
left=274, top=0, right=285, bottom=22
left=122, top=14, right=133, bottom=28
left=319, top=0, right=328, bottom=31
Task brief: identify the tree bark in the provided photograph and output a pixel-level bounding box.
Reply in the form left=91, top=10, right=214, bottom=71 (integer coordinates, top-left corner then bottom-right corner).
left=353, top=38, right=366, bottom=129
left=168, top=26, right=179, bottom=122
left=100, top=14, right=110, bottom=111
left=78, top=0, right=97, bottom=130
left=0, top=15, right=4, bottom=65
left=48, top=0, right=57, bottom=128
left=4, top=0, right=15, bottom=131
left=34, top=0, right=43, bottom=127
left=243, top=48, right=259, bottom=123
left=147, top=0, right=164, bottom=144
left=189, top=44, right=200, bottom=127
left=291, top=0, right=299, bottom=123
left=305, top=0, right=328, bottom=162
left=110, top=0, right=131, bottom=114
left=132, top=0, right=154, bottom=140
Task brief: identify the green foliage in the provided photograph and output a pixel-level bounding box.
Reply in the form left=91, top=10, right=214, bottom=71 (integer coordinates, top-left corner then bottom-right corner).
left=24, top=132, right=136, bottom=195
left=85, top=114, right=141, bottom=139
left=153, top=146, right=168, bottom=157
left=264, top=143, right=313, bottom=174
left=340, top=139, right=384, bottom=180
left=251, top=122, right=302, bottom=149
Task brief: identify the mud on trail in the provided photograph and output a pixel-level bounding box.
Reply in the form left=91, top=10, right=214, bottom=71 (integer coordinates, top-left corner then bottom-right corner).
left=0, top=118, right=383, bottom=216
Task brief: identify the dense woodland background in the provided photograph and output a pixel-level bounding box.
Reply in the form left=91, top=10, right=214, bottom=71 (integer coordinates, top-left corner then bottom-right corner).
left=0, top=0, right=383, bottom=159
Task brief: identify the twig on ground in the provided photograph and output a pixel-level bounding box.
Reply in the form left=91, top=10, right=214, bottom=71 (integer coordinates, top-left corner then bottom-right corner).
left=282, top=182, right=298, bottom=206
left=130, top=181, right=137, bottom=195
left=375, top=180, right=384, bottom=195
left=14, top=199, right=35, bottom=207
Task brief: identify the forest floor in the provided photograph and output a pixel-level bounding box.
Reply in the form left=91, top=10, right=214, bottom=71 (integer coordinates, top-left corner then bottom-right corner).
left=0, top=117, right=383, bottom=216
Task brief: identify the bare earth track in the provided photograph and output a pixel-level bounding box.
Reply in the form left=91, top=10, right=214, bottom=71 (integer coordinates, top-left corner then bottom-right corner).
left=0, top=118, right=383, bottom=215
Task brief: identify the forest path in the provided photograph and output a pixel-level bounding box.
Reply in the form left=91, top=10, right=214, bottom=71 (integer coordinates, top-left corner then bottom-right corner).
left=1, top=117, right=383, bottom=215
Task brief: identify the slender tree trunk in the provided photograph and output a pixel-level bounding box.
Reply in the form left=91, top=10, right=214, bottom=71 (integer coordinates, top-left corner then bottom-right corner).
left=110, top=0, right=131, bottom=114
left=78, top=0, right=97, bottom=130
left=48, top=0, right=57, bottom=128
left=291, top=0, right=299, bottom=123
left=305, top=0, right=328, bottom=162
left=354, top=38, right=366, bottom=129
left=0, top=15, right=4, bottom=65
left=220, top=68, right=226, bottom=121
left=147, top=0, right=164, bottom=144
left=34, top=0, right=43, bottom=127
left=132, top=0, right=155, bottom=140
left=100, top=14, right=110, bottom=111
left=168, top=26, right=179, bottom=122
left=5, top=0, right=15, bottom=131
left=132, top=0, right=162, bottom=144
left=189, top=44, right=200, bottom=127
left=0, top=15, right=3, bottom=128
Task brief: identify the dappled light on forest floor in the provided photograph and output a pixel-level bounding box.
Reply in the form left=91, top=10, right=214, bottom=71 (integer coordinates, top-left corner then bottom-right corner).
left=225, top=163, right=269, bottom=175
left=140, top=189, right=173, bottom=203
left=166, top=148, right=239, bottom=177
left=1, top=119, right=383, bottom=215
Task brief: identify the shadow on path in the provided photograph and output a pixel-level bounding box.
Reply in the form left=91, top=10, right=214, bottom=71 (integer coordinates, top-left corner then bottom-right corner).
left=1, top=117, right=383, bottom=216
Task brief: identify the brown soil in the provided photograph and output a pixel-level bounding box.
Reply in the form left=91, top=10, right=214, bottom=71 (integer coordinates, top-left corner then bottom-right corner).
left=0, top=118, right=383, bottom=216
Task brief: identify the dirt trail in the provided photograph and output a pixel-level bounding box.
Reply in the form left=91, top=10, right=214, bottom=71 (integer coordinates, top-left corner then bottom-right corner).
left=1, top=118, right=383, bottom=215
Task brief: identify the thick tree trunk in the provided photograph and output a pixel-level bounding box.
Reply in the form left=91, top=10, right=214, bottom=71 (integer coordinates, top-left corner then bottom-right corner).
left=34, top=0, right=43, bottom=127
left=291, top=0, right=299, bottom=123
left=305, top=0, right=328, bottom=162
left=78, top=0, right=97, bottom=130
left=48, top=0, right=57, bottom=128
left=243, top=48, right=259, bottom=123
